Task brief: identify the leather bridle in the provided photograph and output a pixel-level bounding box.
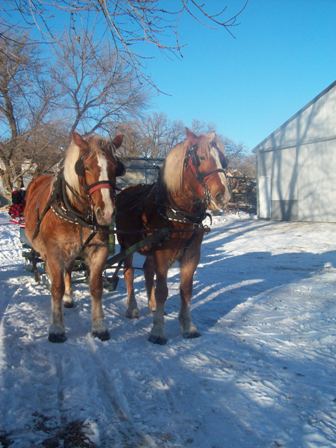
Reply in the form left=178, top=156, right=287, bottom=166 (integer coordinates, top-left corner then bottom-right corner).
left=74, top=154, right=117, bottom=198
left=184, top=142, right=228, bottom=205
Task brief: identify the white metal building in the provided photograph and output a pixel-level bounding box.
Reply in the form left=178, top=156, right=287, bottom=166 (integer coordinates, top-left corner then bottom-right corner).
left=254, top=80, right=336, bottom=222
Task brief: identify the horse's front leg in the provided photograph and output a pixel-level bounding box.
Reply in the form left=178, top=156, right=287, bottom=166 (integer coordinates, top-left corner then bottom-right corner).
left=144, top=255, right=156, bottom=312
left=47, top=258, right=66, bottom=343
left=87, top=246, right=110, bottom=341
left=179, top=237, right=202, bottom=339
left=148, top=258, right=169, bottom=345
left=63, top=265, right=74, bottom=308
left=124, top=254, right=139, bottom=318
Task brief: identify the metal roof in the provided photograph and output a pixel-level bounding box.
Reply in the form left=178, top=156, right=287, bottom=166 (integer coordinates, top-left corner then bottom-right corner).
left=253, top=79, right=336, bottom=153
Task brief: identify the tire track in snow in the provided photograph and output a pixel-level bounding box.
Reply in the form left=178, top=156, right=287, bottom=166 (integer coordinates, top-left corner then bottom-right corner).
left=86, top=345, right=160, bottom=447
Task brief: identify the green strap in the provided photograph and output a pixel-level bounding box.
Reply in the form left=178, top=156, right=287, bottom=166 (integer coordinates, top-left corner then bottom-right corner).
left=106, top=227, right=170, bottom=266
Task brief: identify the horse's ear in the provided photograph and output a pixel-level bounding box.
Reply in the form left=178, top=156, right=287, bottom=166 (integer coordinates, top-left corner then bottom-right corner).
left=112, top=134, right=123, bottom=149
left=185, top=128, right=198, bottom=145
left=208, top=131, right=216, bottom=143
left=72, top=132, right=88, bottom=150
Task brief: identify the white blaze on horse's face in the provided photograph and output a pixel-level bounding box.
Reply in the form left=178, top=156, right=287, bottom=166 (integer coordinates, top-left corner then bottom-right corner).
left=210, top=146, right=227, bottom=184
left=209, top=144, right=231, bottom=210
left=96, top=152, right=114, bottom=225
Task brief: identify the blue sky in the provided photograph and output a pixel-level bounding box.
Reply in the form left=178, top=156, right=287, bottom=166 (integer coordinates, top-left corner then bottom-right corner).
left=143, top=0, right=336, bottom=150
left=2, top=1, right=336, bottom=151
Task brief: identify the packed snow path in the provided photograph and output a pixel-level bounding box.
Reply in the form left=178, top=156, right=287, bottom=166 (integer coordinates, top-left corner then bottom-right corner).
left=0, top=213, right=335, bottom=447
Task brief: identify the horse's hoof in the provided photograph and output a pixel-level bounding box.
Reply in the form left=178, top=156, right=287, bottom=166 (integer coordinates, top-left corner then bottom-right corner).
left=48, top=333, right=67, bottom=343
left=125, top=308, right=139, bottom=319
left=92, top=330, right=110, bottom=341
left=63, top=301, right=74, bottom=309
left=148, top=334, right=167, bottom=345
left=183, top=330, right=201, bottom=339
left=149, top=309, right=168, bottom=316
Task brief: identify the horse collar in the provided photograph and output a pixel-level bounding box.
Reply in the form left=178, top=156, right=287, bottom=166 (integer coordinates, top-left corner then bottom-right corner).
left=162, top=205, right=208, bottom=227
left=51, top=172, right=101, bottom=230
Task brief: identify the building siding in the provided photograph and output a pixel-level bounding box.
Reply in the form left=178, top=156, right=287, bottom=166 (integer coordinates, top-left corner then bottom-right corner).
left=255, top=81, right=336, bottom=222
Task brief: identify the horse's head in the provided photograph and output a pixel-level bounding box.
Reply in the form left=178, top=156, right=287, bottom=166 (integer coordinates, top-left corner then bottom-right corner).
left=67, top=132, right=125, bottom=226
left=183, top=129, right=231, bottom=211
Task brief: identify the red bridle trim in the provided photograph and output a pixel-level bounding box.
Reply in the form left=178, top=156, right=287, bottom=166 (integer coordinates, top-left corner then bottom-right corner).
left=87, top=182, right=113, bottom=195
left=187, top=157, right=206, bottom=196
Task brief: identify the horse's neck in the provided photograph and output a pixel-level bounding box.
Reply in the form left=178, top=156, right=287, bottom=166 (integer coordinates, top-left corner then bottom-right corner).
left=165, top=184, right=205, bottom=216
left=160, top=163, right=205, bottom=216
left=62, top=174, right=89, bottom=215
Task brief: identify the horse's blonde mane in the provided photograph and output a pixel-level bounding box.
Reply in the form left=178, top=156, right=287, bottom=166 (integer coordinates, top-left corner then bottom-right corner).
left=63, top=134, right=113, bottom=194
left=63, top=139, right=81, bottom=192
left=162, top=140, right=188, bottom=195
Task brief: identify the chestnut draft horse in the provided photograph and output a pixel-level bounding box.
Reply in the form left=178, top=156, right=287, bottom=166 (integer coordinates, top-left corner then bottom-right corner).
left=24, top=132, right=125, bottom=342
left=116, top=129, right=231, bottom=345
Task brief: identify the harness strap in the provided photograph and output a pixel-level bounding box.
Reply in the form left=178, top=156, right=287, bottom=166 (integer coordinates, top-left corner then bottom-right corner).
left=62, top=178, right=95, bottom=227
left=163, top=206, right=207, bottom=227
left=32, top=175, right=63, bottom=240
left=32, top=171, right=107, bottom=240
left=32, top=198, right=53, bottom=240
left=79, top=228, right=97, bottom=254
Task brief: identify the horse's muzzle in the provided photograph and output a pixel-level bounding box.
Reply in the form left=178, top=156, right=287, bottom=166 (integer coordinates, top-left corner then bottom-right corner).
left=210, top=189, right=231, bottom=211
left=95, top=206, right=115, bottom=226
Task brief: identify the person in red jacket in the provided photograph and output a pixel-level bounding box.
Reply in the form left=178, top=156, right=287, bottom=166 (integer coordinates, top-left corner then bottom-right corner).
left=8, top=187, right=25, bottom=224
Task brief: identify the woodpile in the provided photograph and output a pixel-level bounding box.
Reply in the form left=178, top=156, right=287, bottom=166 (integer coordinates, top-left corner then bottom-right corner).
left=226, top=169, right=256, bottom=214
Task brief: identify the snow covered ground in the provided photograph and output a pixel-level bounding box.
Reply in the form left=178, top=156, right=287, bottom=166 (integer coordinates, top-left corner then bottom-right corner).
left=0, top=211, right=336, bottom=448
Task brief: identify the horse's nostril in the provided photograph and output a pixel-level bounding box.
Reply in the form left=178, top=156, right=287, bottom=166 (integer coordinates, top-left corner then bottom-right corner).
left=95, top=207, right=102, bottom=219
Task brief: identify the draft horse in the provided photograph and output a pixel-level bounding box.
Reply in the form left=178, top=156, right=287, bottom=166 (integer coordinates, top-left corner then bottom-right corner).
left=116, top=129, right=231, bottom=344
left=24, top=132, right=125, bottom=342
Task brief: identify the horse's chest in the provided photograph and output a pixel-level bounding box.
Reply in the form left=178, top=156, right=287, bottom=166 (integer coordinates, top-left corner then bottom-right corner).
left=62, top=240, right=82, bottom=259
left=164, top=235, right=195, bottom=265
left=47, top=227, right=87, bottom=259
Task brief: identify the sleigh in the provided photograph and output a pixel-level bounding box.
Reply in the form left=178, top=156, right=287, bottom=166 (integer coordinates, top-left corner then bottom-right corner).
left=16, top=203, right=169, bottom=291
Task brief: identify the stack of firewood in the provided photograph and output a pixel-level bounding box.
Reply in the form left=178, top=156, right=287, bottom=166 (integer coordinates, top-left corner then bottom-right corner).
left=226, top=170, right=256, bottom=214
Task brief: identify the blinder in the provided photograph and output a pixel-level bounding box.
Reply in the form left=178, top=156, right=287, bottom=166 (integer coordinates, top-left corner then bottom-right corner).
left=74, top=153, right=126, bottom=197
left=190, top=144, right=200, bottom=167
left=219, top=151, right=228, bottom=170
left=210, top=140, right=228, bottom=170
left=186, top=142, right=227, bottom=180
left=75, top=156, right=125, bottom=178
left=75, top=157, right=85, bottom=177
left=116, top=160, right=126, bottom=177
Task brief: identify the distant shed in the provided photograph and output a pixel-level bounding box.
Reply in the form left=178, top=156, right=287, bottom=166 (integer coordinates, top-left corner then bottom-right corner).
left=254, top=80, right=336, bottom=222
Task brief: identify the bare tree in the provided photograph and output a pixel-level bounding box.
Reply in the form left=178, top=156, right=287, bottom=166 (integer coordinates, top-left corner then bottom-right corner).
left=115, top=123, right=144, bottom=158
left=139, top=113, right=185, bottom=157
left=117, top=114, right=185, bottom=158
left=116, top=113, right=255, bottom=177
left=0, top=1, right=248, bottom=73
left=0, top=34, right=57, bottom=195
left=51, top=32, right=148, bottom=135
